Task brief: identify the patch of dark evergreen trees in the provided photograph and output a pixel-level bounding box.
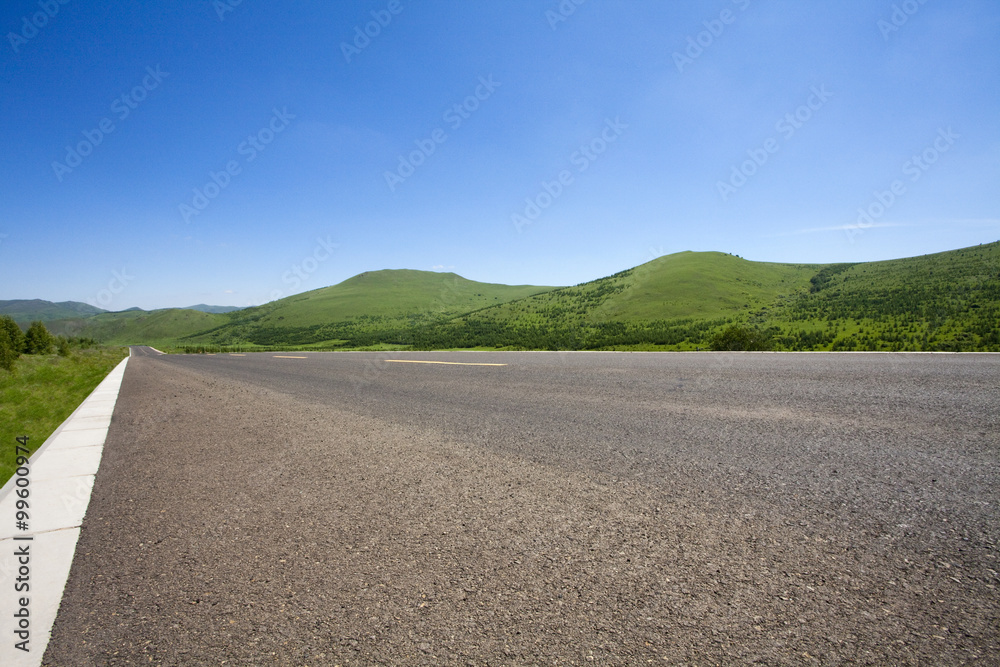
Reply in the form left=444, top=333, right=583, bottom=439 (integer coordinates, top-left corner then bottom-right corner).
left=0, top=317, right=96, bottom=371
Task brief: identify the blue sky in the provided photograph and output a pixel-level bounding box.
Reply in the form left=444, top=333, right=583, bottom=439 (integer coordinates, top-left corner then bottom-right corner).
left=2, top=0, right=998, bottom=310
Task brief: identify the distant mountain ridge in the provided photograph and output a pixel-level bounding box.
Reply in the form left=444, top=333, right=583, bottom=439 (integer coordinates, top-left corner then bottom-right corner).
left=0, top=300, right=243, bottom=325
left=183, top=304, right=244, bottom=314
left=0, top=299, right=106, bottom=325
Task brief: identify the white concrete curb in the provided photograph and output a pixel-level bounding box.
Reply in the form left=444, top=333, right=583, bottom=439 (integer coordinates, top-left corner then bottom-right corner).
left=0, top=353, right=130, bottom=666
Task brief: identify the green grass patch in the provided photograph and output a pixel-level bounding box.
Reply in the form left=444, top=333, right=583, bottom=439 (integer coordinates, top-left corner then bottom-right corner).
left=0, top=347, right=129, bottom=487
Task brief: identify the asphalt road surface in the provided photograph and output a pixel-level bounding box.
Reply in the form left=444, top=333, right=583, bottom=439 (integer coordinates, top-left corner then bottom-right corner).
left=44, top=350, right=999, bottom=665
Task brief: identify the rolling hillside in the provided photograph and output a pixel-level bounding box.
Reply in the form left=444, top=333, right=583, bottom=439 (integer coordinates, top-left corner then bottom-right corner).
left=229, top=269, right=557, bottom=327
left=48, top=309, right=228, bottom=347
left=458, top=252, right=819, bottom=325
left=419, top=242, right=999, bottom=351
left=0, top=299, right=106, bottom=326
left=400, top=252, right=821, bottom=350
left=41, top=270, right=560, bottom=349
left=28, top=242, right=1000, bottom=351
left=178, top=270, right=559, bottom=347
left=769, top=242, right=1000, bottom=350
left=177, top=243, right=1000, bottom=351
left=183, top=304, right=244, bottom=314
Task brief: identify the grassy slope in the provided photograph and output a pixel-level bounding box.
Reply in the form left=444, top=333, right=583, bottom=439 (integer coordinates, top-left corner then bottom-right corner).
left=0, top=299, right=106, bottom=326
left=411, top=243, right=999, bottom=351
left=48, top=309, right=229, bottom=347
left=181, top=270, right=559, bottom=346
left=469, top=252, right=818, bottom=326
left=601, top=252, right=818, bottom=320
left=46, top=310, right=144, bottom=338
left=236, top=270, right=558, bottom=326
left=762, top=241, right=1000, bottom=350
left=0, top=348, right=129, bottom=486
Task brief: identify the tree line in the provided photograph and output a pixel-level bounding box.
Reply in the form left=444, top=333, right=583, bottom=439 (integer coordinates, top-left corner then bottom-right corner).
left=0, top=317, right=86, bottom=371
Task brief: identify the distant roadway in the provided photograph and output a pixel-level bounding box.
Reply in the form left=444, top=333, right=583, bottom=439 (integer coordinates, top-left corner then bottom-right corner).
left=44, top=349, right=999, bottom=664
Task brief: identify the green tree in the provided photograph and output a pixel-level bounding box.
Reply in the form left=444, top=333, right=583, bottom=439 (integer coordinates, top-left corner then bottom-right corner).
left=56, top=335, right=73, bottom=357
left=1, top=315, right=25, bottom=351
left=0, top=333, right=14, bottom=371
left=0, top=316, right=24, bottom=370
left=709, top=324, right=774, bottom=351
left=0, top=332, right=15, bottom=371
left=24, top=320, right=54, bottom=355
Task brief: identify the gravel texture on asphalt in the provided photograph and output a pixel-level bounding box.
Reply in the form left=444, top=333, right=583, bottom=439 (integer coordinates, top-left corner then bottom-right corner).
left=44, top=350, right=999, bottom=665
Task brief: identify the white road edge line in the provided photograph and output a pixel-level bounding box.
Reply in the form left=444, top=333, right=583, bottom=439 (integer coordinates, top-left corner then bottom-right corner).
left=0, top=352, right=131, bottom=666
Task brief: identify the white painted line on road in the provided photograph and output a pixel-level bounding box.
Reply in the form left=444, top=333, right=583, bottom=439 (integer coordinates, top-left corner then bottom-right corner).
left=384, top=359, right=508, bottom=367
left=273, top=355, right=308, bottom=359
left=148, top=346, right=166, bottom=355
left=0, top=355, right=130, bottom=667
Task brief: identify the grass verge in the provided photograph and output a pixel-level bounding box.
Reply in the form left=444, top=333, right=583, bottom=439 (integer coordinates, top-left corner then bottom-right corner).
left=0, top=347, right=129, bottom=487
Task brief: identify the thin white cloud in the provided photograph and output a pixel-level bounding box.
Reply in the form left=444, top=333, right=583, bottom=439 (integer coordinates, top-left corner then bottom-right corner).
left=767, top=218, right=1000, bottom=239
left=768, top=222, right=912, bottom=238
left=942, top=218, right=1000, bottom=228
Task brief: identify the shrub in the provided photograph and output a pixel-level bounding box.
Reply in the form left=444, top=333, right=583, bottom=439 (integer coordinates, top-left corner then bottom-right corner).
left=24, top=321, right=54, bottom=355
left=0, top=316, right=24, bottom=370
left=0, top=330, right=16, bottom=371
left=57, top=335, right=73, bottom=357
left=709, top=324, right=774, bottom=351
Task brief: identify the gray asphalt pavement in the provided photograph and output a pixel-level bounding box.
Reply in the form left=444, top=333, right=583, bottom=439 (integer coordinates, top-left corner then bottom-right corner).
left=43, top=350, right=999, bottom=665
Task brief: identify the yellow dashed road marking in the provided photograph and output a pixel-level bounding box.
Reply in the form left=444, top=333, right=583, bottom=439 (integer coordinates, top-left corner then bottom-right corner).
left=384, top=359, right=507, bottom=367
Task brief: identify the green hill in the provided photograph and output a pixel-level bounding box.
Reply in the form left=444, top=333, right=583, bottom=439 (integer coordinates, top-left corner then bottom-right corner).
left=770, top=242, right=1000, bottom=351
left=0, top=299, right=106, bottom=326
left=183, top=304, right=244, bottom=314
left=163, top=270, right=559, bottom=348
left=224, top=270, right=557, bottom=328
left=460, top=252, right=818, bottom=325
left=48, top=309, right=228, bottom=347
